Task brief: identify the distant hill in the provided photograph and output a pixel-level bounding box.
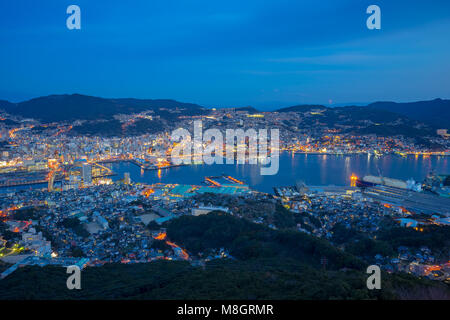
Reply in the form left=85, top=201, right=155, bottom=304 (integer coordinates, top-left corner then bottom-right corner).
left=276, top=104, right=328, bottom=113
left=0, top=118, right=19, bottom=126
left=0, top=100, right=16, bottom=111
left=276, top=104, right=422, bottom=127
left=369, top=98, right=450, bottom=129
left=70, top=118, right=165, bottom=137
left=2, top=94, right=448, bottom=130
left=0, top=94, right=207, bottom=122
left=234, top=106, right=260, bottom=114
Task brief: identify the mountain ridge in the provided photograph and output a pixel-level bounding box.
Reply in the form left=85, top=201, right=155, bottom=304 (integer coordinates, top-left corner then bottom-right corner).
left=0, top=93, right=207, bottom=122
left=1, top=94, right=448, bottom=129
left=368, top=98, right=450, bottom=128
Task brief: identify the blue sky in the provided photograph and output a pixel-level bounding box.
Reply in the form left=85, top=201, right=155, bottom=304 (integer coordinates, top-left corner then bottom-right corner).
left=0, top=0, right=449, bottom=109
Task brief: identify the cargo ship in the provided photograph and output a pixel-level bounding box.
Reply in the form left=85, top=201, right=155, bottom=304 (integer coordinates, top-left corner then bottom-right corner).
left=355, top=175, right=408, bottom=189
left=355, top=178, right=377, bottom=188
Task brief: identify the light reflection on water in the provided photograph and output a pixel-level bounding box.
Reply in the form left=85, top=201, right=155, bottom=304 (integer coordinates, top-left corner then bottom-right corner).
left=112, top=153, right=449, bottom=194
left=1, top=154, right=448, bottom=194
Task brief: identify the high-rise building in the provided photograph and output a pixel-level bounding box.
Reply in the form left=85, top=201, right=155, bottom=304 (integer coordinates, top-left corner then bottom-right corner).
left=124, top=172, right=131, bottom=185
left=48, top=173, right=55, bottom=192
left=82, top=163, right=92, bottom=186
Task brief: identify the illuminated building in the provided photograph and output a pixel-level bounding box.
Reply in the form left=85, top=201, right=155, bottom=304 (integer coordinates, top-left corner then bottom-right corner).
left=82, top=163, right=92, bottom=186
left=124, top=172, right=131, bottom=185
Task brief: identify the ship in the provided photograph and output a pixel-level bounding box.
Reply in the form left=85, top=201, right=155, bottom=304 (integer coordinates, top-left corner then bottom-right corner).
left=355, top=178, right=377, bottom=188
left=356, top=175, right=407, bottom=189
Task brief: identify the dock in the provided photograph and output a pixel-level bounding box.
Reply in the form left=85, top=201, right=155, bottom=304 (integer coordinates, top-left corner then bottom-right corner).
left=363, top=185, right=450, bottom=216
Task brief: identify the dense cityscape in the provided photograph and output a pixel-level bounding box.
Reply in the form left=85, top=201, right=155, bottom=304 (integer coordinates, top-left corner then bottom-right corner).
left=0, top=98, right=449, bottom=300
left=1, top=0, right=450, bottom=304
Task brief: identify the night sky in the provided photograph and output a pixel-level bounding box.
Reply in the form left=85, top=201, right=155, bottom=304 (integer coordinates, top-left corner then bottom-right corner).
left=0, top=0, right=449, bottom=109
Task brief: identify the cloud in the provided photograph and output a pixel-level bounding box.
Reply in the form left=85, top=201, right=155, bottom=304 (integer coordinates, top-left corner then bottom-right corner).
left=265, top=53, right=391, bottom=65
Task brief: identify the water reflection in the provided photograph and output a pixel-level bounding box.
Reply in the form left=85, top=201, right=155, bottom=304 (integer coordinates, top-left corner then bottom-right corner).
left=2, top=153, right=447, bottom=195
left=114, top=153, right=442, bottom=192
left=112, top=153, right=443, bottom=193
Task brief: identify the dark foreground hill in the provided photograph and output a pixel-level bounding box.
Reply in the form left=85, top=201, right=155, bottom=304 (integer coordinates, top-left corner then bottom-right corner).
left=0, top=94, right=207, bottom=122
left=0, top=212, right=448, bottom=300
left=164, top=211, right=361, bottom=269
left=2, top=258, right=448, bottom=300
